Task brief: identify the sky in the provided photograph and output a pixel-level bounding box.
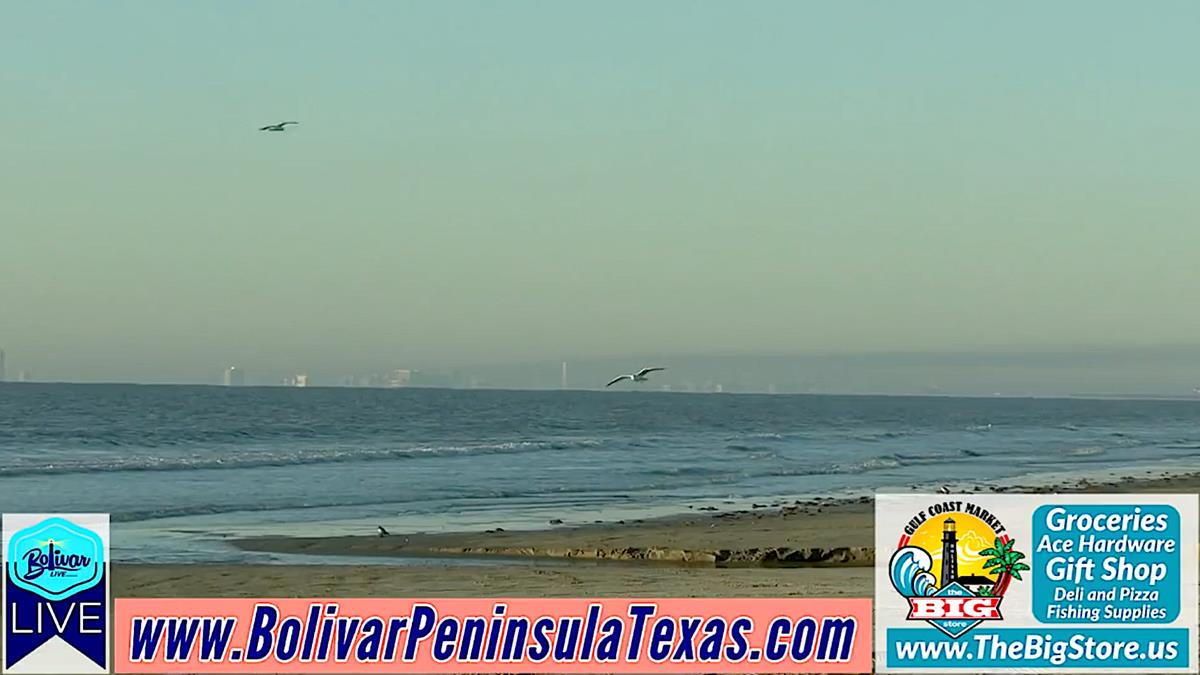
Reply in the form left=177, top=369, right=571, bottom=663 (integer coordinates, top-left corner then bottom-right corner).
left=2, top=1, right=1198, bottom=387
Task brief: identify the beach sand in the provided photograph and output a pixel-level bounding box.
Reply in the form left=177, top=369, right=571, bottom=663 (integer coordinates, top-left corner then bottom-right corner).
left=231, top=470, right=1200, bottom=568
left=117, top=471, right=1199, bottom=598
left=103, top=474, right=1197, bottom=674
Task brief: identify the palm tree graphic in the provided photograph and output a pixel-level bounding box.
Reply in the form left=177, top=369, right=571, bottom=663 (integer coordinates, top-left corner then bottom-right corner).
left=977, top=536, right=1029, bottom=597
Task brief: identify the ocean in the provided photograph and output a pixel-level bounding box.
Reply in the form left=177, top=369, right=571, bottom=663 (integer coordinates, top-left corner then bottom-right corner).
left=1, top=383, right=1198, bottom=563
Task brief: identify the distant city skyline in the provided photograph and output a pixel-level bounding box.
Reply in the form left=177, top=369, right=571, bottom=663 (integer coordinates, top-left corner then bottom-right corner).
left=1, top=344, right=1198, bottom=398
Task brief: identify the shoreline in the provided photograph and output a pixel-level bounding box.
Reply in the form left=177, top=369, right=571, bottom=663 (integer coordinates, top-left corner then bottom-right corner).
left=233, top=470, right=1200, bottom=568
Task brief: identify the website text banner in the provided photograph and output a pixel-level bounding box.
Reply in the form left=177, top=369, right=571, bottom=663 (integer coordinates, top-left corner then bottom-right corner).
left=114, top=597, right=871, bottom=673
left=874, top=493, right=1198, bottom=674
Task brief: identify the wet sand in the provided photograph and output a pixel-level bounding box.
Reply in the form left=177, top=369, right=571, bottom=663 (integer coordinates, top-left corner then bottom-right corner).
left=108, top=474, right=1198, bottom=674
left=231, top=471, right=1200, bottom=568
left=112, top=472, right=1200, bottom=598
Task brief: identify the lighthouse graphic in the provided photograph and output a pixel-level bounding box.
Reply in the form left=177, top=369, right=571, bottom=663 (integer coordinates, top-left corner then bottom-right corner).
left=889, top=506, right=1024, bottom=639
left=940, top=517, right=958, bottom=587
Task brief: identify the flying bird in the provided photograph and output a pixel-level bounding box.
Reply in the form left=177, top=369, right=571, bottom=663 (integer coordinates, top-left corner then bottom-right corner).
left=377, top=525, right=390, bottom=538
left=606, top=367, right=666, bottom=387
left=259, top=121, right=299, bottom=132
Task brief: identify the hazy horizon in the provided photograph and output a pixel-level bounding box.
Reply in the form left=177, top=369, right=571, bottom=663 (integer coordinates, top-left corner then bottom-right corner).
left=3, top=1, right=1199, bottom=390
left=2, top=345, right=1199, bottom=397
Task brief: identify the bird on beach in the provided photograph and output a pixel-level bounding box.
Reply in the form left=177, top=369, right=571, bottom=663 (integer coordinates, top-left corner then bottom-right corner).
left=377, top=525, right=390, bottom=538
left=606, top=367, right=666, bottom=387
left=937, top=485, right=951, bottom=495
left=259, top=121, right=299, bottom=132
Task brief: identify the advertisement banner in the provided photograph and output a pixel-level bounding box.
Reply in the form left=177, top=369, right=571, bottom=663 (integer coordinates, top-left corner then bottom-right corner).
left=114, top=597, right=871, bottom=673
left=875, top=493, right=1198, bottom=673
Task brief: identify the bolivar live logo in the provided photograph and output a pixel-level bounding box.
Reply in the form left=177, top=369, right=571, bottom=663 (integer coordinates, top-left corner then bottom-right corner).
left=889, top=500, right=1026, bottom=639
left=3, top=514, right=110, bottom=674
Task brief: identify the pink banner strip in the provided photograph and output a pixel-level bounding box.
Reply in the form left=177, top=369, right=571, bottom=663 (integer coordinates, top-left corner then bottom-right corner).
left=115, top=597, right=872, bottom=673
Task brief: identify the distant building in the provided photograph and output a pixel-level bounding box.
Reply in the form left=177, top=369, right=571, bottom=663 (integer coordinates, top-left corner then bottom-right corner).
left=281, top=374, right=309, bottom=387
left=387, top=369, right=411, bottom=387
left=223, top=366, right=244, bottom=386
left=16, top=371, right=30, bottom=383
left=955, top=575, right=996, bottom=595
left=0, top=349, right=5, bottom=382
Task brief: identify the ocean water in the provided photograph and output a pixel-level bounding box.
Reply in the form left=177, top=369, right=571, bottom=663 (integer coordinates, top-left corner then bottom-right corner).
left=1, top=383, right=1198, bottom=563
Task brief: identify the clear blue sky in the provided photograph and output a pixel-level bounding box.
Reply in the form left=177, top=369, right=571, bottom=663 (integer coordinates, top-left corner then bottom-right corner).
left=2, top=1, right=1198, bottom=384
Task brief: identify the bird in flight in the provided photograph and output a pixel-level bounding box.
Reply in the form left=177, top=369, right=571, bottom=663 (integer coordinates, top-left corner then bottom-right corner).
left=606, top=367, right=666, bottom=387
left=377, top=525, right=390, bottom=537
left=259, top=121, right=299, bottom=132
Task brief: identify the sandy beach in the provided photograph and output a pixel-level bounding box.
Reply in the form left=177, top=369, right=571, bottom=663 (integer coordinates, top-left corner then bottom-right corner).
left=92, top=473, right=1200, bottom=675
left=232, top=471, right=1200, bottom=567
left=115, top=471, right=1200, bottom=599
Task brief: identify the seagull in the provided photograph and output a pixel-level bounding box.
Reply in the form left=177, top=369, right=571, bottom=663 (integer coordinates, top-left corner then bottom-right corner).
left=606, top=367, right=666, bottom=387
left=377, top=525, right=390, bottom=537
left=259, top=121, right=299, bottom=132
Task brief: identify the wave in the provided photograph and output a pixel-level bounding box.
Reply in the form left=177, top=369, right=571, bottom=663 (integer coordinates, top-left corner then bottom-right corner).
left=893, top=448, right=982, bottom=462
left=0, top=439, right=604, bottom=478
left=108, top=484, right=636, bottom=523
left=764, top=456, right=904, bottom=478
left=106, top=454, right=912, bottom=523
left=855, top=431, right=910, bottom=442
left=642, top=465, right=731, bottom=478
left=726, top=443, right=773, bottom=453
left=12, top=426, right=340, bottom=447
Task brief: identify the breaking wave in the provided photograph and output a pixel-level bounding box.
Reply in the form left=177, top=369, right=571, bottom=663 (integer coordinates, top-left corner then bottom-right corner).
left=0, top=439, right=605, bottom=478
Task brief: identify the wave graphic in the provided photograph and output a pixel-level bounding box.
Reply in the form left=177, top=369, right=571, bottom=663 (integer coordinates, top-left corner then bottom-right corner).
left=890, top=546, right=937, bottom=597
left=0, top=439, right=604, bottom=478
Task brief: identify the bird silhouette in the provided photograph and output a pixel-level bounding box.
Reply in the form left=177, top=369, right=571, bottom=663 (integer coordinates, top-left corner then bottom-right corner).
left=259, top=121, right=299, bottom=132
left=606, top=367, right=666, bottom=387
